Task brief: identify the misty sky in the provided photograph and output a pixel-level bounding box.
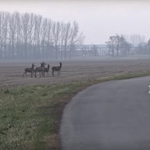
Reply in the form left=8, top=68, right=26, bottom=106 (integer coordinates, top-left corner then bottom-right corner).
left=0, top=0, right=150, bottom=44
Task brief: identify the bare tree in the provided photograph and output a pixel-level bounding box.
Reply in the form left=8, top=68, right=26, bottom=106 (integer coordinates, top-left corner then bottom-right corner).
left=8, top=12, right=18, bottom=59
left=21, top=13, right=33, bottom=59
left=40, top=18, right=48, bottom=59
left=14, top=12, right=22, bottom=59
left=106, top=36, right=115, bottom=56
left=52, top=22, right=61, bottom=59
left=0, top=12, right=9, bottom=59
left=106, top=34, right=131, bottom=57
left=68, top=21, right=85, bottom=58
left=129, top=34, right=145, bottom=46
left=45, top=19, right=53, bottom=60
left=0, top=11, right=85, bottom=60
left=63, top=22, right=71, bottom=59
left=33, top=15, right=42, bottom=59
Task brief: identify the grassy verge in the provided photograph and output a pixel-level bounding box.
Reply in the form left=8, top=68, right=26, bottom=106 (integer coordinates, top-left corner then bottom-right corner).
left=0, top=71, right=150, bottom=150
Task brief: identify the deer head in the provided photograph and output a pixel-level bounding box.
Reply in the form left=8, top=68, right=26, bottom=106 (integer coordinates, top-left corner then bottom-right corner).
left=59, top=62, right=62, bottom=67
left=32, top=63, right=35, bottom=67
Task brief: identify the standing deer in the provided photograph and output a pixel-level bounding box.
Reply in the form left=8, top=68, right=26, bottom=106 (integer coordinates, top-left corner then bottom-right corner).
left=52, top=62, right=62, bottom=77
left=34, top=62, right=46, bottom=78
left=22, top=63, right=36, bottom=78
left=44, top=64, right=50, bottom=76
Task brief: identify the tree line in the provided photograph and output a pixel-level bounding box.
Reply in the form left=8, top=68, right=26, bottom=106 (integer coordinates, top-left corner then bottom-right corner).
left=106, top=34, right=150, bottom=56
left=0, top=11, right=84, bottom=60
left=106, top=34, right=132, bottom=56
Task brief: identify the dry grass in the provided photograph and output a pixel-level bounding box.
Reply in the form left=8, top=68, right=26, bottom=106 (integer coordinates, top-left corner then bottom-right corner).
left=0, top=58, right=150, bottom=89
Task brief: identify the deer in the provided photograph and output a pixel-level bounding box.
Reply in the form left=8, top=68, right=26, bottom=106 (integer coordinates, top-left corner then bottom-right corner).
left=22, top=63, right=36, bottom=78
left=34, top=62, right=46, bottom=78
left=52, top=62, right=62, bottom=77
left=44, top=64, right=50, bottom=76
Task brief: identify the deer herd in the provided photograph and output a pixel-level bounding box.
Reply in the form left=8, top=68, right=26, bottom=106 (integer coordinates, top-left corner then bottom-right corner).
left=22, top=62, right=62, bottom=78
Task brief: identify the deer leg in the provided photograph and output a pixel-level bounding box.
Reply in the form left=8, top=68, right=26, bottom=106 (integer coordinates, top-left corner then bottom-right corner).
left=35, top=72, right=37, bottom=78
left=30, top=71, right=32, bottom=78
left=39, top=72, right=41, bottom=78
left=32, top=71, right=35, bottom=78
left=34, top=72, right=36, bottom=78
left=52, top=70, right=54, bottom=77
left=22, top=72, right=26, bottom=78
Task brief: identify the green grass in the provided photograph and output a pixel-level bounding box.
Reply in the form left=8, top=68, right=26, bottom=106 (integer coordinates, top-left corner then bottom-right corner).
left=97, top=71, right=150, bottom=81
left=0, top=83, right=83, bottom=150
left=0, top=71, right=150, bottom=150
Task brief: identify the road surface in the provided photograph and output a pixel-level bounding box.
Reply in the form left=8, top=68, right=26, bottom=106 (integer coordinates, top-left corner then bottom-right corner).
left=60, top=76, right=150, bottom=150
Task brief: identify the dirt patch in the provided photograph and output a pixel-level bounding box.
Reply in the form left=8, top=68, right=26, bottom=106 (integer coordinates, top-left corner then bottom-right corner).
left=0, top=58, right=150, bottom=89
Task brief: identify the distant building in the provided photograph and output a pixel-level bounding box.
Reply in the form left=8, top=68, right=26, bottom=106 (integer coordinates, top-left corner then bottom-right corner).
left=76, top=44, right=109, bottom=56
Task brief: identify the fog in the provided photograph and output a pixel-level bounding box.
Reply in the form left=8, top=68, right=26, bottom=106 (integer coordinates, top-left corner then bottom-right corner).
left=0, top=0, right=150, bottom=61
left=0, top=0, right=150, bottom=44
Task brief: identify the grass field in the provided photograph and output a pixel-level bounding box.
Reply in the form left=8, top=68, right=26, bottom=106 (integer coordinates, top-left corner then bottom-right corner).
left=0, top=83, right=85, bottom=150
left=1, top=58, right=150, bottom=150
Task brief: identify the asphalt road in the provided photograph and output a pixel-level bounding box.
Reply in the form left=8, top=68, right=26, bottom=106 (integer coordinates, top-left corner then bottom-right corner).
left=60, top=76, right=150, bottom=150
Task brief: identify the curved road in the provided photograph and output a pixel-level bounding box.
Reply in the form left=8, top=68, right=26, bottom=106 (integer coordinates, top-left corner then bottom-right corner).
left=60, top=76, right=150, bottom=150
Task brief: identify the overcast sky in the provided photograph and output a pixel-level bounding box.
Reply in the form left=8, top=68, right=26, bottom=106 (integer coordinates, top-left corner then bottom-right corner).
left=0, top=0, right=150, bottom=44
